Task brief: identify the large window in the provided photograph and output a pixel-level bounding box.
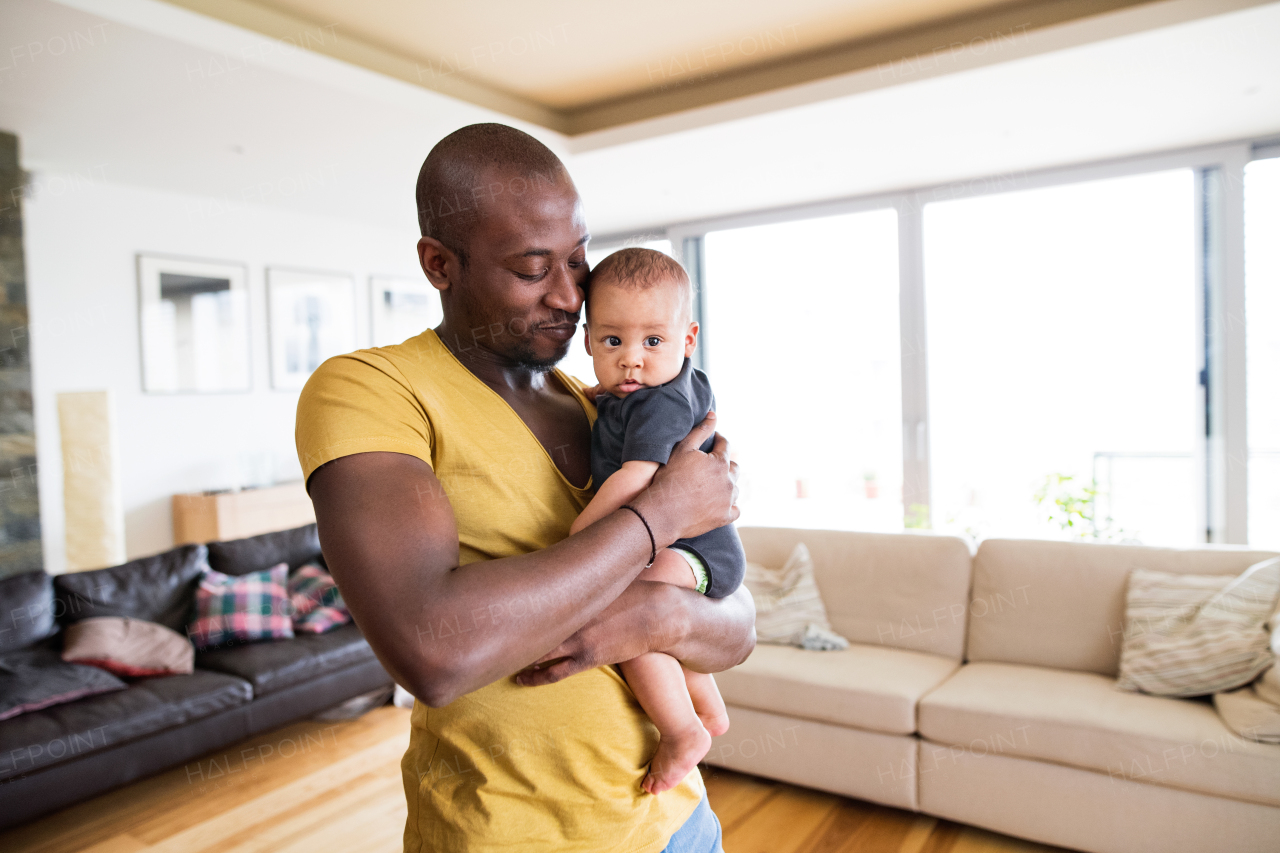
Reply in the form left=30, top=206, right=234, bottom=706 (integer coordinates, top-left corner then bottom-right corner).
left=703, top=210, right=902, bottom=531
left=612, top=140, right=1269, bottom=545
left=923, top=170, right=1198, bottom=545
left=1245, top=157, right=1280, bottom=549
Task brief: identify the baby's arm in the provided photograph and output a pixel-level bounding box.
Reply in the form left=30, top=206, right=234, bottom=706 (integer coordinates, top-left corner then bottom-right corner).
left=570, top=460, right=661, bottom=535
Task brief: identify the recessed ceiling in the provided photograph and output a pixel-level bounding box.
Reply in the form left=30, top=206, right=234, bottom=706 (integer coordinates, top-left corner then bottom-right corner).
left=252, top=0, right=1023, bottom=108
left=157, top=0, right=1164, bottom=133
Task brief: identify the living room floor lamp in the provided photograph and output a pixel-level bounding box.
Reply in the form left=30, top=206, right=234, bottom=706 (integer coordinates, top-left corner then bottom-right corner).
left=58, top=390, right=126, bottom=572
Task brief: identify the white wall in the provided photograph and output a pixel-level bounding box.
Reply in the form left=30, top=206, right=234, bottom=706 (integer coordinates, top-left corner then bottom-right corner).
left=25, top=174, right=423, bottom=573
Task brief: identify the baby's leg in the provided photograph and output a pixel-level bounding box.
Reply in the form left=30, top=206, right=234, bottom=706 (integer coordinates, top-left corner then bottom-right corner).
left=641, top=546, right=700, bottom=589
left=641, top=549, right=728, bottom=730
left=625, top=549, right=723, bottom=793
left=685, top=670, right=730, bottom=737
left=620, top=652, right=711, bottom=794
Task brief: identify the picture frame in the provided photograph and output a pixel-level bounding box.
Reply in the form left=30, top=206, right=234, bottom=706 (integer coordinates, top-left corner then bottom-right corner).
left=137, top=254, right=251, bottom=394
left=369, top=275, right=441, bottom=348
left=266, top=268, right=356, bottom=391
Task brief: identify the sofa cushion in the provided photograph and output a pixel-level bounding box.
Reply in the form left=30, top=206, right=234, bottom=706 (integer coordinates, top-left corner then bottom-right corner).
left=746, top=543, right=848, bottom=649
left=738, top=528, right=972, bottom=659
left=1117, top=560, right=1280, bottom=697
left=0, top=571, right=58, bottom=652
left=0, top=667, right=252, bottom=782
left=207, top=523, right=321, bottom=576
left=966, top=539, right=1280, bottom=676
left=53, top=545, right=208, bottom=633
left=188, top=564, right=294, bottom=650
left=287, top=564, right=351, bottom=634
left=194, top=622, right=375, bottom=697
left=0, top=644, right=127, bottom=721
left=716, top=641, right=960, bottom=735
left=61, top=617, right=195, bottom=677
left=917, top=661, right=1280, bottom=807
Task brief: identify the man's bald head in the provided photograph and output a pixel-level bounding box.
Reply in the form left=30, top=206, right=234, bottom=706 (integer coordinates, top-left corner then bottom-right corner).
left=415, top=123, right=569, bottom=265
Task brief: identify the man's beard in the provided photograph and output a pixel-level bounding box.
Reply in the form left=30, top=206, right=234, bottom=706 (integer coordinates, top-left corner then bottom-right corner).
left=508, top=335, right=570, bottom=373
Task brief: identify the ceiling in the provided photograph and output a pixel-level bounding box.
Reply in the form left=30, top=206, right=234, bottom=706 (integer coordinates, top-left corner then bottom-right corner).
left=1, top=0, right=1276, bottom=237
left=155, top=0, right=1163, bottom=133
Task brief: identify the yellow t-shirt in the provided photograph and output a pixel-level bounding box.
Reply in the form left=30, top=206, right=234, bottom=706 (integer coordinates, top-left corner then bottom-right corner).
left=295, top=329, right=703, bottom=853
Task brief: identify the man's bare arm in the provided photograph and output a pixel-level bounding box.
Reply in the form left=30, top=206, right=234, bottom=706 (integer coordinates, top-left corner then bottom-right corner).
left=308, top=414, right=736, bottom=708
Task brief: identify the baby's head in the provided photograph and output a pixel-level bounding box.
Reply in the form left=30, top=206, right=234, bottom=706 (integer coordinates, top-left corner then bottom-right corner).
left=585, top=248, right=699, bottom=398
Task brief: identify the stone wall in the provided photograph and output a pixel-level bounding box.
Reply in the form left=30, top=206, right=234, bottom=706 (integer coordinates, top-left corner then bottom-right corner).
left=0, top=132, right=43, bottom=578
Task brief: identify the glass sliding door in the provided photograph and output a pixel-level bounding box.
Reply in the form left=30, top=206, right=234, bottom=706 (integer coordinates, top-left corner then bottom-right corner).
left=1245, top=157, right=1280, bottom=549
left=922, top=169, right=1199, bottom=545
left=703, top=210, right=902, bottom=531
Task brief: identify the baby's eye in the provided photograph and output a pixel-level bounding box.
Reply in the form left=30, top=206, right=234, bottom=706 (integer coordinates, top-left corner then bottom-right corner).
left=605, top=336, right=621, bottom=347
left=645, top=336, right=662, bottom=347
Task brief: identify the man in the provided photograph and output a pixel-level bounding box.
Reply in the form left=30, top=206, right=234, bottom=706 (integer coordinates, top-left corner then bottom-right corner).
left=296, top=123, right=755, bottom=853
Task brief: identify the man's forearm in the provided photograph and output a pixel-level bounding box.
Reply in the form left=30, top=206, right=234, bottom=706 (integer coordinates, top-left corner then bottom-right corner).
left=659, top=584, right=756, bottom=674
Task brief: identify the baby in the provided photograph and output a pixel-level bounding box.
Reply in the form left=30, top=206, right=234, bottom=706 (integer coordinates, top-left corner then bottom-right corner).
left=569, top=247, right=746, bottom=794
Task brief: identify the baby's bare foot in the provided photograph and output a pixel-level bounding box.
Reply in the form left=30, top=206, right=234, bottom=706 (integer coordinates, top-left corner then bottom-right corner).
left=642, top=723, right=711, bottom=795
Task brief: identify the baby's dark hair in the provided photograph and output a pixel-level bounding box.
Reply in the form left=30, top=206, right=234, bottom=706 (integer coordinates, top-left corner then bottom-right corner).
left=587, top=248, right=692, bottom=317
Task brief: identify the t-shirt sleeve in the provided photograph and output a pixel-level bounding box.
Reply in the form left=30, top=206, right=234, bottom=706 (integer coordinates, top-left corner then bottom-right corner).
left=295, top=352, right=434, bottom=484
left=620, top=388, right=696, bottom=467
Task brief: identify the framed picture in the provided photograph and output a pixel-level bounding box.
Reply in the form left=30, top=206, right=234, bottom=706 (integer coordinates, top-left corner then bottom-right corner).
left=137, top=254, right=251, bottom=394
left=370, top=275, right=441, bottom=347
left=267, top=268, right=356, bottom=391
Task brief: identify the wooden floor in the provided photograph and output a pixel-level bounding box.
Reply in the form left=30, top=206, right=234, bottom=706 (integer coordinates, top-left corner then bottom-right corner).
left=1, top=707, right=1073, bottom=853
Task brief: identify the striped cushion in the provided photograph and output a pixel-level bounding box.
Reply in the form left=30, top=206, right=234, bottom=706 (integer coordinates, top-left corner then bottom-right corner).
left=744, top=542, right=849, bottom=650
left=188, top=562, right=293, bottom=650
left=1116, top=557, right=1280, bottom=697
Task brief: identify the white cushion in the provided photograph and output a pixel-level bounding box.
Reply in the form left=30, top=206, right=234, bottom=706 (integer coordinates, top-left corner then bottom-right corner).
left=744, top=542, right=848, bottom=650
left=717, top=641, right=959, bottom=735
left=966, top=539, right=1280, bottom=676
left=738, top=527, right=971, bottom=659
left=918, top=661, right=1280, bottom=807
left=1117, top=559, right=1280, bottom=696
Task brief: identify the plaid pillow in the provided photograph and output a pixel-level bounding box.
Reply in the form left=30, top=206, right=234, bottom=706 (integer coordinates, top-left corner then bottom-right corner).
left=288, top=564, right=351, bottom=634
left=188, top=563, right=293, bottom=650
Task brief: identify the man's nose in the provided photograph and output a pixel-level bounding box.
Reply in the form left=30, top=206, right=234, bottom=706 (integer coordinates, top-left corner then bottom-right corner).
left=543, top=262, right=583, bottom=316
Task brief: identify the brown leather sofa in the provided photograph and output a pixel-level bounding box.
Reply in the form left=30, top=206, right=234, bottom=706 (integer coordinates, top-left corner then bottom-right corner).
left=0, top=524, right=392, bottom=830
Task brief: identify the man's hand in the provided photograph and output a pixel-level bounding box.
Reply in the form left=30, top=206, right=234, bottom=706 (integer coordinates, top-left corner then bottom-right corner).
left=515, top=582, right=756, bottom=687
left=632, top=412, right=740, bottom=545
left=515, top=580, right=671, bottom=685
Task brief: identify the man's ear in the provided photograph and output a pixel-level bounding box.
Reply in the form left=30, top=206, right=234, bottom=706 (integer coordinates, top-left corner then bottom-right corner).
left=684, top=321, right=700, bottom=358
left=418, top=237, right=457, bottom=292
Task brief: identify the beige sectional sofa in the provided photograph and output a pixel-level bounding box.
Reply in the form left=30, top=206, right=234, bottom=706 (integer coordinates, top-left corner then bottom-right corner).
left=707, top=527, right=1280, bottom=853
